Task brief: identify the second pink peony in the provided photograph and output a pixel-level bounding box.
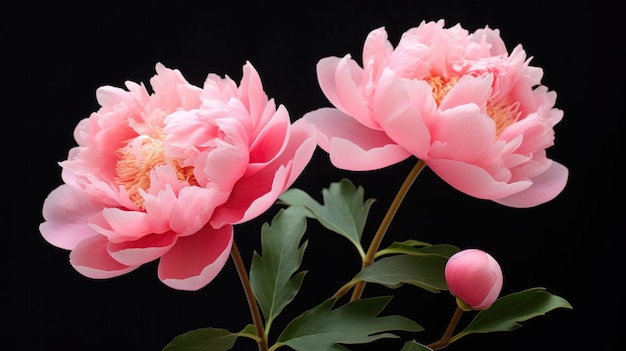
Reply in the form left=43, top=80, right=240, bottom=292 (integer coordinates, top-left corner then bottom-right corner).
left=303, top=20, right=568, bottom=208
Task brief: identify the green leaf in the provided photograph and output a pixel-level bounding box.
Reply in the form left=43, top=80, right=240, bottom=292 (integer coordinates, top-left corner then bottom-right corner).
left=377, top=241, right=460, bottom=258
left=450, top=287, right=573, bottom=343
left=278, top=179, right=375, bottom=257
left=275, top=297, right=423, bottom=351
left=354, top=254, right=450, bottom=292
left=162, top=327, right=242, bottom=351
left=249, top=206, right=309, bottom=334
left=399, top=340, right=433, bottom=351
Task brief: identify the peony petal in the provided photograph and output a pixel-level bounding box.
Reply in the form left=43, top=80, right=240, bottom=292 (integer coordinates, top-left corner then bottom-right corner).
left=494, top=161, right=568, bottom=208
left=40, top=184, right=102, bottom=250
left=303, top=107, right=411, bottom=170
left=361, top=27, right=392, bottom=80
left=239, top=61, right=269, bottom=124
left=70, top=235, right=139, bottom=279
left=150, top=63, right=193, bottom=111
left=99, top=208, right=158, bottom=242
left=316, top=56, right=349, bottom=113
left=158, top=224, right=233, bottom=291
left=169, top=186, right=226, bottom=236
left=198, top=134, right=249, bottom=191
left=210, top=162, right=289, bottom=228
left=428, top=104, right=497, bottom=163
left=334, top=57, right=376, bottom=129
left=439, top=74, right=493, bottom=113
left=375, top=70, right=432, bottom=159
left=108, top=231, right=178, bottom=266
left=282, top=118, right=318, bottom=187
left=248, top=105, right=290, bottom=166
left=210, top=117, right=317, bottom=227
left=427, top=158, right=531, bottom=200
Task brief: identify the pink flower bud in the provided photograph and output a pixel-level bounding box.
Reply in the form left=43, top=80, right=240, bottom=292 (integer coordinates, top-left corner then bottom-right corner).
left=444, top=249, right=503, bottom=310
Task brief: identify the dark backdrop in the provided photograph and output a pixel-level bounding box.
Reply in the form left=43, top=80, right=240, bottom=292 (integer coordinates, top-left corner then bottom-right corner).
left=6, top=1, right=617, bottom=350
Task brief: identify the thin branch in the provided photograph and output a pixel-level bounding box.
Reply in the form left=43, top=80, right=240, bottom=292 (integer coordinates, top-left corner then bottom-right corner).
left=231, top=240, right=269, bottom=351
left=350, top=159, right=426, bottom=301
left=426, top=306, right=464, bottom=349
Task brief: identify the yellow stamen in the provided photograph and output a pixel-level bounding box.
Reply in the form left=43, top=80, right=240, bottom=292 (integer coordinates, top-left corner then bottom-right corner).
left=426, top=74, right=520, bottom=139
left=426, top=75, right=459, bottom=106
left=487, top=97, right=521, bottom=138
left=115, top=132, right=197, bottom=209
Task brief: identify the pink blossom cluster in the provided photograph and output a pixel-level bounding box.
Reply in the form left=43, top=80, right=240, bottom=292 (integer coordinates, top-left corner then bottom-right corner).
left=40, top=20, right=568, bottom=291
left=40, top=62, right=316, bottom=290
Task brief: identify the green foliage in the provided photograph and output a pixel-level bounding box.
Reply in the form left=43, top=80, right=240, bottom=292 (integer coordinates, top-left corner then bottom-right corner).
left=274, top=296, right=423, bottom=351
left=162, top=181, right=574, bottom=351
left=278, top=178, right=375, bottom=257
left=377, top=240, right=460, bottom=258
left=399, top=340, right=433, bottom=351
left=250, top=206, right=309, bottom=334
left=450, top=287, right=573, bottom=343
left=162, top=326, right=257, bottom=351
left=354, top=254, right=450, bottom=293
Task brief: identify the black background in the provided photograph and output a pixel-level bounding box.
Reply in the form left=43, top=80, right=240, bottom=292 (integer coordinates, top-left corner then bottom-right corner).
left=6, top=1, right=618, bottom=350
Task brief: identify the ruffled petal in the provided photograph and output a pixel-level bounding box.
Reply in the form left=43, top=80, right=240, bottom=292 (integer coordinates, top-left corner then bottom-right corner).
left=333, top=57, right=376, bottom=129
left=361, top=27, right=393, bottom=80
left=158, top=224, right=233, bottom=291
left=169, top=186, right=226, bottom=236
left=316, top=56, right=345, bottom=111
left=70, top=235, right=139, bottom=279
left=98, top=208, right=158, bottom=242
left=248, top=105, right=290, bottom=167
left=239, top=61, right=270, bottom=124
left=427, top=158, right=532, bottom=200
left=493, top=161, right=568, bottom=208
left=428, top=104, right=497, bottom=163
left=439, top=74, right=493, bottom=113
left=374, top=70, right=432, bottom=159
left=303, top=107, right=411, bottom=170
left=150, top=63, right=193, bottom=111
left=40, top=184, right=101, bottom=250
left=108, top=231, right=178, bottom=266
left=282, top=117, right=319, bottom=187
left=210, top=118, right=316, bottom=227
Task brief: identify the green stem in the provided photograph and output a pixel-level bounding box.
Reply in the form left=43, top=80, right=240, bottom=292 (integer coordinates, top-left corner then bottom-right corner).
left=426, top=306, right=464, bottom=350
left=231, top=240, right=268, bottom=351
left=350, top=159, right=426, bottom=301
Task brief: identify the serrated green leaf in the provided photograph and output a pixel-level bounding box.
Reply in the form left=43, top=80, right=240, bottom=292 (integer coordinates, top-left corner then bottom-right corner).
left=400, top=340, right=433, bottom=351
left=162, top=327, right=239, bottom=351
left=377, top=241, right=459, bottom=258
left=354, top=254, right=449, bottom=293
left=450, top=287, right=573, bottom=343
left=250, top=206, right=309, bottom=334
left=275, top=297, right=423, bottom=351
left=278, top=179, right=375, bottom=257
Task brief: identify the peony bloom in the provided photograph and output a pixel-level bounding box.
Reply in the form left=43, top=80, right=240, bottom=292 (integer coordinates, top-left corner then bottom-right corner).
left=40, top=62, right=317, bottom=291
left=444, top=249, right=503, bottom=310
left=303, top=20, right=568, bottom=208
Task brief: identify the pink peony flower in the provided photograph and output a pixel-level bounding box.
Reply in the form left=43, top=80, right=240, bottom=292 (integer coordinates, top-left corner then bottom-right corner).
left=40, top=62, right=317, bottom=291
left=303, top=20, right=568, bottom=208
left=444, top=249, right=503, bottom=310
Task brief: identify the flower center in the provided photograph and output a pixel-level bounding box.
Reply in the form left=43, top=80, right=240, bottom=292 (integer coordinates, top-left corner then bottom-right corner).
left=426, top=74, right=521, bottom=139
left=487, top=96, right=521, bottom=138
left=115, top=132, right=197, bottom=209
left=426, top=75, right=459, bottom=106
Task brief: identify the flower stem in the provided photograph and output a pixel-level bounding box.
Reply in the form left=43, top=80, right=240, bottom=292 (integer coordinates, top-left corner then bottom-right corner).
left=231, top=240, right=268, bottom=351
left=350, top=159, right=426, bottom=301
left=426, top=306, right=464, bottom=349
